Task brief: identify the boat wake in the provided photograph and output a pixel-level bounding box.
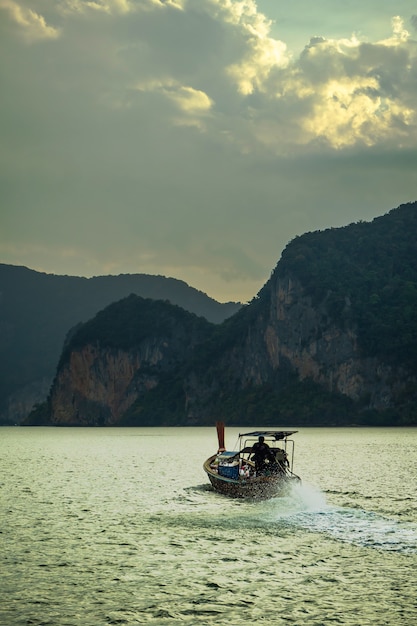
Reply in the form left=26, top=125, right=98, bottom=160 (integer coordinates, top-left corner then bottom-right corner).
left=272, top=482, right=417, bottom=554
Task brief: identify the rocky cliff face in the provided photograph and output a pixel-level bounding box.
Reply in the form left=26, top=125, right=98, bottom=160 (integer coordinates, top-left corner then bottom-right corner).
left=50, top=343, right=161, bottom=425
left=43, top=295, right=213, bottom=426
left=261, top=273, right=412, bottom=410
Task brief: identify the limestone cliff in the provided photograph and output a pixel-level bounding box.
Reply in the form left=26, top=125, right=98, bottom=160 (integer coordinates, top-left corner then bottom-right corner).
left=44, top=295, right=213, bottom=426
left=256, top=273, right=412, bottom=410
left=50, top=343, right=160, bottom=425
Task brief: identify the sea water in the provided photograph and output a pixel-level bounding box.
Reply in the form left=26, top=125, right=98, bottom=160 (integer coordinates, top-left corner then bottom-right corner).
left=1, top=426, right=416, bottom=625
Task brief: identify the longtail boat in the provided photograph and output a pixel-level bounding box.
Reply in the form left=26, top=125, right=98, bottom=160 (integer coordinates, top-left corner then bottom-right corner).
left=203, top=422, right=301, bottom=499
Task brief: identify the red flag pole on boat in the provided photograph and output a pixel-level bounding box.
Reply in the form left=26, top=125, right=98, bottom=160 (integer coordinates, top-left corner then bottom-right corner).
left=216, top=421, right=226, bottom=452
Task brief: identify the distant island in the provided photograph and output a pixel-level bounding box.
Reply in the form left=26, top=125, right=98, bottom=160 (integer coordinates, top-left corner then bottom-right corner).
left=24, top=201, right=417, bottom=427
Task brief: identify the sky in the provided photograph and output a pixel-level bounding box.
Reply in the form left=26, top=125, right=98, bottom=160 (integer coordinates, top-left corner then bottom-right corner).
left=1, top=0, right=416, bottom=303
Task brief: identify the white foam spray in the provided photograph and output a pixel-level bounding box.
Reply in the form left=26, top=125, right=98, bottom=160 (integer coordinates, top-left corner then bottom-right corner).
left=288, top=480, right=328, bottom=512
left=278, top=482, right=417, bottom=554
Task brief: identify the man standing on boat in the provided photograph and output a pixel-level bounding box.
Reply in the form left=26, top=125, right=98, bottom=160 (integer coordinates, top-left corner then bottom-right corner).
left=250, top=436, right=275, bottom=474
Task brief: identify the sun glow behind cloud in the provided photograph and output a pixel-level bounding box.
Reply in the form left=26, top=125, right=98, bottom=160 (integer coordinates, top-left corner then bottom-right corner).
left=287, top=23, right=416, bottom=149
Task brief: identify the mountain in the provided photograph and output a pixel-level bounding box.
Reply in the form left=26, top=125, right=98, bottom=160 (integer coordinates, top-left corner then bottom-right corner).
left=0, top=266, right=241, bottom=425
left=27, top=201, right=417, bottom=427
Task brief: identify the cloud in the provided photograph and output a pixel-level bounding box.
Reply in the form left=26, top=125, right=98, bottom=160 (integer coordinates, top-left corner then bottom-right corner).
left=207, top=0, right=290, bottom=95
left=388, top=15, right=410, bottom=42
left=60, top=0, right=186, bottom=15
left=281, top=24, right=417, bottom=149
left=134, top=79, right=213, bottom=128
left=0, top=0, right=60, bottom=41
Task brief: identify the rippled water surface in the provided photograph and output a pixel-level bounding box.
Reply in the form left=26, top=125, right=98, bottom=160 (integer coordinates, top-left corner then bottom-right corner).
left=1, top=426, right=417, bottom=625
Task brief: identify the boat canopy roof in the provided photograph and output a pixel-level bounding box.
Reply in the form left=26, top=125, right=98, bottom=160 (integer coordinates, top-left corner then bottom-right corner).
left=238, top=430, right=297, bottom=440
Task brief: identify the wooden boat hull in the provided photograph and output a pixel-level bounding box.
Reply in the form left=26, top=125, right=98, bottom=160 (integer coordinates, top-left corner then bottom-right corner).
left=203, top=455, right=300, bottom=499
